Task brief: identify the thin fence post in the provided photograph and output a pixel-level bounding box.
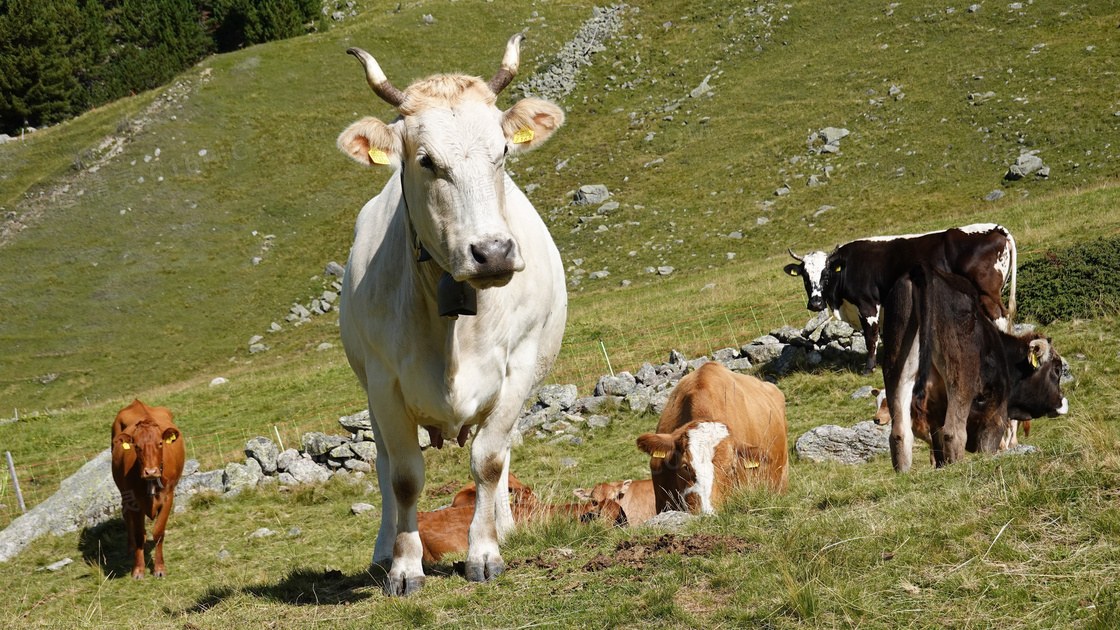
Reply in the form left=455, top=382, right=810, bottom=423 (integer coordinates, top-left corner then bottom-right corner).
left=698, top=317, right=715, bottom=357
left=274, top=426, right=285, bottom=452
left=723, top=312, right=741, bottom=349
left=599, top=339, right=615, bottom=377
left=5, top=452, right=26, bottom=513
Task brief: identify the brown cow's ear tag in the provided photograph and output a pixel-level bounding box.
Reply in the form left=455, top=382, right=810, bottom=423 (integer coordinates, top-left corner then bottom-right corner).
left=121, top=442, right=130, bottom=450
left=166, top=434, right=177, bottom=444
left=512, top=127, right=534, bottom=144
left=651, top=451, right=667, bottom=459
left=744, top=461, right=760, bottom=469
left=1029, top=353, right=1040, bottom=369
left=368, top=148, right=391, bottom=165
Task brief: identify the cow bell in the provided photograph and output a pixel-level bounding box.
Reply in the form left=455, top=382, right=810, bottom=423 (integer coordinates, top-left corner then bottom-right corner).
left=438, top=272, right=477, bottom=318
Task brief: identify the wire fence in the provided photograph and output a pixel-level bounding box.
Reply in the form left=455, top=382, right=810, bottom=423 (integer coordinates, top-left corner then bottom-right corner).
left=0, top=295, right=806, bottom=530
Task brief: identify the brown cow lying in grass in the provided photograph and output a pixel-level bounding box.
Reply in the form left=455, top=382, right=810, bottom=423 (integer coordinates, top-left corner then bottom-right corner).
left=637, top=362, right=788, bottom=515
left=574, top=478, right=656, bottom=527
left=110, top=399, right=185, bottom=579
left=417, top=475, right=624, bottom=562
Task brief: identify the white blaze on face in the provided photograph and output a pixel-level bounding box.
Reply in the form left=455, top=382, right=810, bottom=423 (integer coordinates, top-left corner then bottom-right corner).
left=682, top=422, right=730, bottom=515
left=801, top=251, right=829, bottom=298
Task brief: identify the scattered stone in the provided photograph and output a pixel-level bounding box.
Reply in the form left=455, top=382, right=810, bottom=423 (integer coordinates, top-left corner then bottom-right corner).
left=217, top=549, right=231, bottom=560
left=325, top=261, right=346, bottom=276
left=689, top=74, right=712, bottom=98
left=287, top=458, right=331, bottom=485
left=248, top=527, right=277, bottom=539
left=643, top=510, right=696, bottom=531
left=36, top=558, right=73, bottom=572
left=984, top=190, right=1005, bottom=202
left=595, top=372, right=637, bottom=397
left=587, top=415, right=611, bottom=429
left=351, top=502, right=377, bottom=516
left=287, top=527, right=301, bottom=538
left=276, top=448, right=299, bottom=472
left=775, top=184, right=791, bottom=196
left=994, top=444, right=1040, bottom=457
left=209, top=377, right=228, bottom=387
left=559, top=457, right=578, bottom=468
left=245, top=437, right=279, bottom=474
left=317, top=342, right=334, bottom=351
left=796, top=421, right=890, bottom=464
left=572, top=184, right=611, bottom=206
left=657, top=266, right=675, bottom=276
left=820, top=127, right=849, bottom=144
left=339, top=409, right=371, bottom=433
left=1006, top=152, right=1049, bottom=180
left=850, top=385, right=874, bottom=400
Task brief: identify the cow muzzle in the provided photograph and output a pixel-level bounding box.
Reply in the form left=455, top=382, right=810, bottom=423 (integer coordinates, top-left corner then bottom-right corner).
left=807, top=295, right=826, bottom=311
left=462, top=236, right=523, bottom=288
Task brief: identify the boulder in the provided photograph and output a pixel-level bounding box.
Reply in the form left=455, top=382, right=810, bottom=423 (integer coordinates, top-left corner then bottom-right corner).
left=245, top=437, right=279, bottom=474
left=350, top=441, right=377, bottom=462
left=329, top=443, right=356, bottom=460
left=572, top=396, right=622, bottom=414
left=302, top=432, right=345, bottom=457
left=276, top=448, right=299, bottom=472
left=741, top=343, right=785, bottom=364
left=595, top=371, right=637, bottom=397
left=179, top=469, right=226, bottom=496
left=287, top=458, right=331, bottom=485
left=537, top=383, right=579, bottom=410
left=643, top=510, right=696, bottom=531
left=224, top=459, right=262, bottom=495
left=339, top=409, right=372, bottom=433
left=795, top=421, right=890, bottom=464
left=571, top=184, right=611, bottom=206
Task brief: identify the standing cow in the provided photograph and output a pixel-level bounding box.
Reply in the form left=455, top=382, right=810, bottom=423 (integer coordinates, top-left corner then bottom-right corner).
left=110, top=399, right=185, bottom=579
left=785, top=223, right=1017, bottom=373
left=336, top=35, right=567, bottom=596
left=636, top=363, right=788, bottom=515
left=880, top=264, right=1068, bottom=472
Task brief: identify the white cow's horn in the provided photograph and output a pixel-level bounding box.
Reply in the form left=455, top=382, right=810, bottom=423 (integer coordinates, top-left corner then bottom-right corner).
left=488, top=33, right=524, bottom=95
left=787, top=248, right=804, bottom=262
left=347, top=47, right=406, bottom=108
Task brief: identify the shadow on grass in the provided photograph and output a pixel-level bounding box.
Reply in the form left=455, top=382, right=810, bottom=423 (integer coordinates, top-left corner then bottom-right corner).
left=174, top=562, right=463, bottom=615
left=78, top=518, right=137, bottom=579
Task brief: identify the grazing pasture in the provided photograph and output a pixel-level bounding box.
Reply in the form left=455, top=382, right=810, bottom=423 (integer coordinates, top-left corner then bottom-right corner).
left=1, top=0, right=1119, bottom=627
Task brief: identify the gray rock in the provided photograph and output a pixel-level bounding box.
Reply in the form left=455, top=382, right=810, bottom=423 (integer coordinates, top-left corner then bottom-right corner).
left=689, top=74, right=712, bottom=98
left=741, top=343, right=785, bottom=364
left=277, top=472, right=298, bottom=486
left=643, top=510, right=696, bottom=531
left=572, top=184, right=611, bottom=206
left=722, top=357, right=753, bottom=371
left=650, top=389, right=673, bottom=416
left=542, top=419, right=574, bottom=434
left=657, top=266, right=675, bottom=276
left=769, top=325, right=804, bottom=343
left=572, top=396, right=622, bottom=414
left=712, top=347, right=738, bottom=363
left=773, top=345, right=807, bottom=374
left=795, top=421, right=890, bottom=464
left=538, top=383, right=579, bottom=410
left=751, top=335, right=780, bottom=346
left=686, top=357, right=710, bottom=372
left=329, top=443, right=356, bottom=460
left=225, top=459, right=262, bottom=494
left=599, top=201, right=620, bottom=213
left=850, top=386, right=874, bottom=400
left=550, top=435, right=583, bottom=446
left=301, top=432, right=345, bottom=457
left=288, top=527, right=301, bottom=538
left=1011, top=323, right=1036, bottom=335
left=287, top=458, right=331, bottom=485
left=519, top=410, right=550, bottom=433
left=595, top=371, right=637, bottom=396
left=635, top=362, right=658, bottom=384
left=624, top=388, right=652, bottom=414
left=1060, top=358, right=1074, bottom=385
left=248, top=527, right=277, bottom=539
left=325, top=261, right=346, bottom=276
left=245, top=437, right=279, bottom=474
left=180, top=469, right=226, bottom=496
left=182, top=458, right=200, bottom=477
left=994, top=444, right=1040, bottom=457
left=290, top=303, right=311, bottom=318
left=984, top=190, right=1005, bottom=202
left=344, top=459, right=372, bottom=473
left=351, top=502, right=377, bottom=516
left=850, top=334, right=868, bottom=356
left=587, top=415, right=611, bottom=429
left=317, top=342, right=334, bottom=351
left=822, top=319, right=855, bottom=342
left=276, top=448, right=299, bottom=472
left=321, top=290, right=338, bottom=304
left=559, top=457, right=578, bottom=468
left=339, top=409, right=371, bottom=433
left=350, top=441, right=377, bottom=462
left=668, top=349, right=688, bottom=366
left=217, top=549, right=231, bottom=560
left=249, top=343, right=267, bottom=354
left=820, top=127, right=849, bottom=144
left=36, top=557, right=73, bottom=572
left=1006, top=153, right=1047, bottom=180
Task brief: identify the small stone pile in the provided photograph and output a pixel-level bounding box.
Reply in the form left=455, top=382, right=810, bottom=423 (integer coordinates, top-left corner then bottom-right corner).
left=247, top=261, right=344, bottom=354
left=517, top=5, right=627, bottom=102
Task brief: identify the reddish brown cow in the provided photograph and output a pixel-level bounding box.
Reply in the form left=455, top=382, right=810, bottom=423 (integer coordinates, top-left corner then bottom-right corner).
left=637, top=363, right=788, bottom=515
left=450, top=473, right=533, bottom=508
left=110, top=399, right=185, bottom=579
left=574, top=478, right=656, bottom=527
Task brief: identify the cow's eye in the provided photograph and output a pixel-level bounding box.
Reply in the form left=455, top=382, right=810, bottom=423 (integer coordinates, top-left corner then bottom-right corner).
left=503, top=145, right=509, bottom=156
left=418, top=155, right=436, bottom=171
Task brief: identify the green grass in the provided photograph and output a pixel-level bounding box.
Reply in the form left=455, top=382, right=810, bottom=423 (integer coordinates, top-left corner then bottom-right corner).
left=1, top=0, right=1120, bottom=627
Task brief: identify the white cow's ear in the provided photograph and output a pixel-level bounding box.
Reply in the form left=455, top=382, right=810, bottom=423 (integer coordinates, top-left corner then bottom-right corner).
left=337, top=116, right=403, bottom=166
left=501, top=98, right=564, bottom=154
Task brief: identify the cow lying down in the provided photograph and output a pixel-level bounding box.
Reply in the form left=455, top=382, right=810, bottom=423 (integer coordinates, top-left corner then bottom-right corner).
left=418, top=475, right=625, bottom=563
left=637, top=362, right=788, bottom=515
left=574, top=478, right=656, bottom=527
left=881, top=264, right=1068, bottom=472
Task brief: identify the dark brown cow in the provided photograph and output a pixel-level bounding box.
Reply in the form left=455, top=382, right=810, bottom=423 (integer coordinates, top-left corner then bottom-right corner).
left=636, top=363, right=788, bottom=515
left=881, top=264, right=1067, bottom=472
left=573, top=478, right=656, bottom=527
left=110, top=399, right=185, bottom=579
left=870, top=387, right=1031, bottom=456
left=786, top=223, right=1016, bottom=373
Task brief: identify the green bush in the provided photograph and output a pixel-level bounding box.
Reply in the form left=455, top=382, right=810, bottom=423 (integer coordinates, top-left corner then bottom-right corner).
left=1017, top=236, right=1120, bottom=323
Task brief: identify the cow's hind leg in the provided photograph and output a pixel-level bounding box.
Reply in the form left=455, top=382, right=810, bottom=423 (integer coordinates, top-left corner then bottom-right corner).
left=887, top=335, right=919, bottom=472
left=368, top=418, right=397, bottom=569
left=151, top=495, right=174, bottom=577
left=124, top=507, right=146, bottom=579
left=371, top=403, right=426, bottom=596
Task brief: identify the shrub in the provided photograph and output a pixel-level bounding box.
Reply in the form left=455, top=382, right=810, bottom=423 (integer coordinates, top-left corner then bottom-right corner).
left=1016, top=236, right=1120, bottom=323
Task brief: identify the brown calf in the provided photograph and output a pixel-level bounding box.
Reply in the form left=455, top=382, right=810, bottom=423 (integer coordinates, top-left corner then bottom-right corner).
left=110, top=399, right=185, bottom=579
left=574, top=478, right=656, bottom=526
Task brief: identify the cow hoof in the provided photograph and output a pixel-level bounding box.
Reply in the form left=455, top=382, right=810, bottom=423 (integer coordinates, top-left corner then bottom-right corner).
left=131, top=571, right=144, bottom=580
left=465, top=556, right=504, bottom=583
left=154, top=569, right=166, bottom=578
left=384, top=573, right=425, bottom=597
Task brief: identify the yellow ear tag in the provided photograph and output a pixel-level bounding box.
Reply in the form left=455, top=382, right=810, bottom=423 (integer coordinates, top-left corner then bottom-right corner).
left=1029, top=353, right=1040, bottom=368
left=833, top=265, right=842, bottom=272
left=651, top=451, right=667, bottom=459
left=367, top=148, right=391, bottom=165
left=744, top=461, right=760, bottom=469
left=512, top=127, right=534, bottom=144
left=166, top=434, right=177, bottom=444
left=121, top=442, right=130, bottom=450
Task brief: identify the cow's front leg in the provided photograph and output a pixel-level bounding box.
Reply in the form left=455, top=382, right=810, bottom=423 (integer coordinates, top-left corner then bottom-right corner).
left=367, top=418, right=397, bottom=568
left=373, top=413, right=426, bottom=596
left=465, top=419, right=515, bottom=583
left=150, top=493, right=174, bottom=577
left=859, top=307, right=881, bottom=374
left=124, top=505, right=146, bottom=579
left=1000, top=419, right=1019, bottom=450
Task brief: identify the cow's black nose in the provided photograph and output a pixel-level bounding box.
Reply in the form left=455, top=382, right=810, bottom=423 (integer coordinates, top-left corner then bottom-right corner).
left=470, top=238, right=516, bottom=274
left=807, top=297, right=825, bottom=311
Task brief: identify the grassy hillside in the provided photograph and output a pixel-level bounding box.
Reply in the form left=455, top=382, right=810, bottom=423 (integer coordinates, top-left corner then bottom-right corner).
left=1, top=0, right=1119, bottom=627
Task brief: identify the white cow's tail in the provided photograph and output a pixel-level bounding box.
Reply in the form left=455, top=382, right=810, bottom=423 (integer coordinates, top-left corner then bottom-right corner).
left=1000, top=224, right=1017, bottom=324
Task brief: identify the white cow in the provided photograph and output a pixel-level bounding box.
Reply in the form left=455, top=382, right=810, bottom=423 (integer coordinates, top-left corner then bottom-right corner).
left=336, top=35, right=567, bottom=596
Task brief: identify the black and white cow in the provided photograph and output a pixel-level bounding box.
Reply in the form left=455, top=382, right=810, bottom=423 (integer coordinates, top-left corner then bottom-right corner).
left=785, top=223, right=1016, bottom=373
left=880, top=264, right=1067, bottom=472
